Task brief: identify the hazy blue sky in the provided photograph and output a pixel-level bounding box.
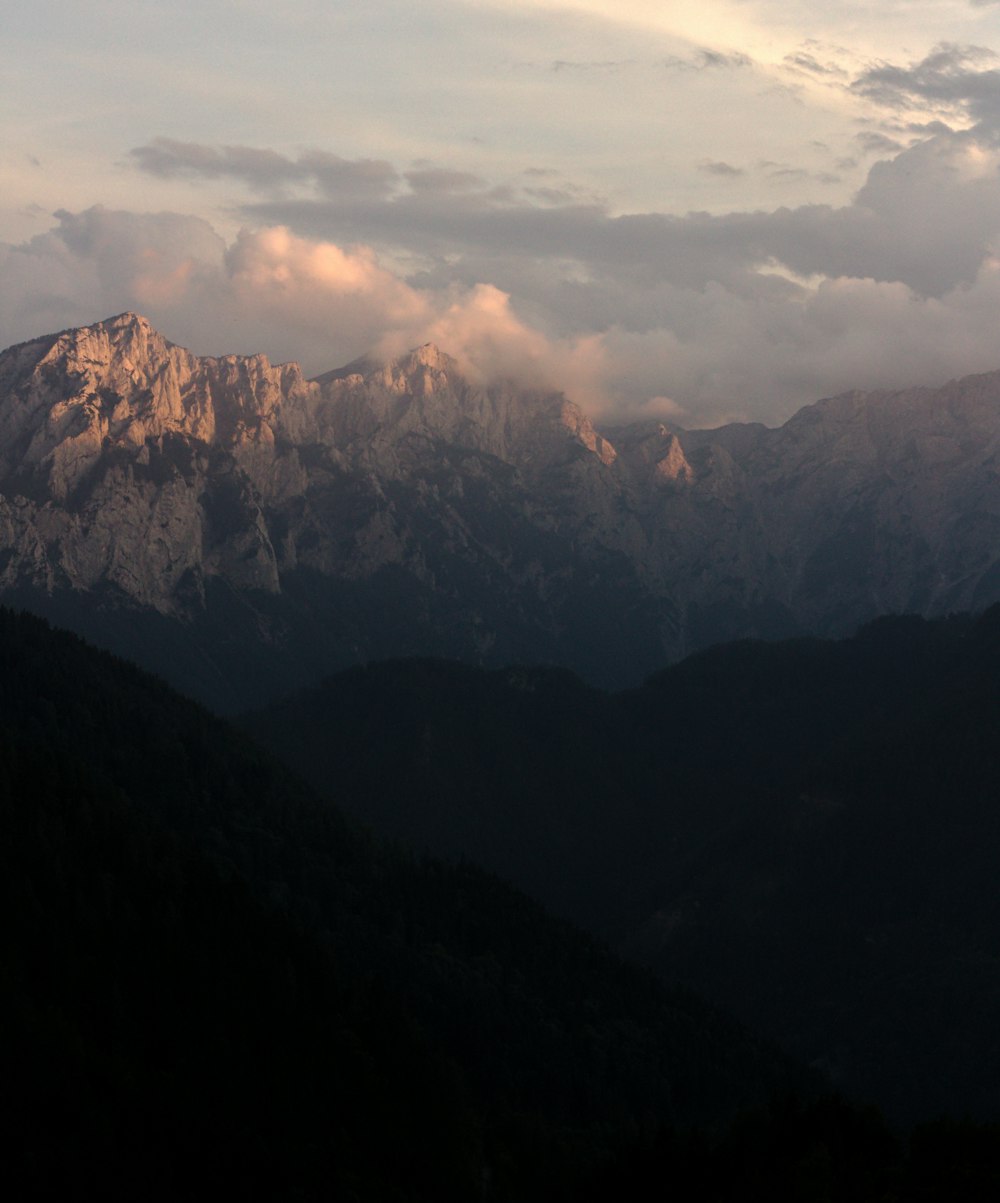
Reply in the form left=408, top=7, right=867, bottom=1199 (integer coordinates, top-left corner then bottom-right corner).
left=5, top=1, right=1000, bottom=424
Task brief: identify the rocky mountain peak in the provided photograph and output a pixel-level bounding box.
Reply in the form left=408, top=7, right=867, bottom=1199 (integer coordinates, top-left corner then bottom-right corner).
left=0, top=317, right=625, bottom=500
left=406, top=342, right=454, bottom=370
left=610, top=422, right=690, bottom=484
left=0, top=317, right=635, bottom=636
left=38, top=312, right=172, bottom=381
left=307, top=338, right=620, bottom=474
left=356, top=342, right=460, bottom=399
left=8, top=313, right=1000, bottom=711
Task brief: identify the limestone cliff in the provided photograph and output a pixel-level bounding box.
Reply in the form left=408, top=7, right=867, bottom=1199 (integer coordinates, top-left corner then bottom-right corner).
left=2, top=312, right=1000, bottom=707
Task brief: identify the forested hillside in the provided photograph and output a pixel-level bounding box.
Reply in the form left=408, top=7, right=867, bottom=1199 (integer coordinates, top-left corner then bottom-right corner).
left=247, top=608, right=1000, bottom=1124
left=0, top=608, right=809, bottom=1200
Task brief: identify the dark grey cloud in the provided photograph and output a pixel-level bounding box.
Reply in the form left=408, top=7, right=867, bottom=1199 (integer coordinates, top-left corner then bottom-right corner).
left=551, top=59, right=632, bottom=72
left=697, top=49, right=753, bottom=70
left=128, top=138, right=399, bottom=199
left=524, top=186, right=580, bottom=204
left=129, top=139, right=296, bottom=185
left=851, top=43, right=1000, bottom=128
left=404, top=168, right=484, bottom=194
left=698, top=160, right=744, bottom=177
left=52, top=205, right=226, bottom=285
left=235, top=180, right=964, bottom=304
left=663, top=49, right=753, bottom=72
left=129, top=131, right=1000, bottom=304
left=855, top=130, right=904, bottom=155
left=904, top=119, right=955, bottom=135
left=300, top=152, right=400, bottom=200
left=783, top=51, right=848, bottom=79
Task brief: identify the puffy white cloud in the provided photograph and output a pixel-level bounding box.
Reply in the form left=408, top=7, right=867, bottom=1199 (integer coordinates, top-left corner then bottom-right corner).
left=0, top=209, right=612, bottom=413
left=0, top=208, right=225, bottom=346
left=593, top=261, right=1000, bottom=426
left=11, top=105, right=1000, bottom=431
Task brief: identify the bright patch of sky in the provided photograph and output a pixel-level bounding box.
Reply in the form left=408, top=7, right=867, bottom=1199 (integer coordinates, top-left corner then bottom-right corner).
left=5, top=1, right=1000, bottom=424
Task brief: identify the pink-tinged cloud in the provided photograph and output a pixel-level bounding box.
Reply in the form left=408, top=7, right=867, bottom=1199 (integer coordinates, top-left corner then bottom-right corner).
left=376, top=282, right=614, bottom=415
left=11, top=168, right=1000, bottom=428
left=0, top=209, right=626, bottom=417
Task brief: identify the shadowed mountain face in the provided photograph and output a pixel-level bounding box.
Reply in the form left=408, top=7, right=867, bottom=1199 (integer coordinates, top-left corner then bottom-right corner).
left=244, top=610, right=1000, bottom=1126
left=4, top=313, right=1000, bottom=708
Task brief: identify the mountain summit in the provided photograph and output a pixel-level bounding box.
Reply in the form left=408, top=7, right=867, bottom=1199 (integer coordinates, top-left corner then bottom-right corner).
left=2, top=314, right=1000, bottom=708
left=0, top=315, right=640, bottom=705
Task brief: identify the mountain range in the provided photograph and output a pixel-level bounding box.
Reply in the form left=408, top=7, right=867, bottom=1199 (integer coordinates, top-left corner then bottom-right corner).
left=4, top=312, right=1000, bottom=708
left=8, top=312, right=1000, bottom=1194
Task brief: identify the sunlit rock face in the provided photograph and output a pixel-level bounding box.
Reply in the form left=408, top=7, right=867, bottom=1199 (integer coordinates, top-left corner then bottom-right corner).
left=2, top=311, right=1000, bottom=707
left=0, top=313, right=307, bottom=606
left=0, top=315, right=662, bottom=704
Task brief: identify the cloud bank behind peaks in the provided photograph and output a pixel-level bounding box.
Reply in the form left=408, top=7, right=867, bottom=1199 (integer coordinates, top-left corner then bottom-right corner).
left=10, top=88, right=1000, bottom=427
left=0, top=208, right=609, bottom=413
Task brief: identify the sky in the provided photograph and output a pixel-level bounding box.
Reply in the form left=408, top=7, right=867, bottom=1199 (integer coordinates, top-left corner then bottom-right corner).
left=6, top=1, right=1000, bottom=427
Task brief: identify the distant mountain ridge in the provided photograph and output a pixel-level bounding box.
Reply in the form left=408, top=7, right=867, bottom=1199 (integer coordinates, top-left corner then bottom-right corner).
left=3, top=312, right=1000, bottom=706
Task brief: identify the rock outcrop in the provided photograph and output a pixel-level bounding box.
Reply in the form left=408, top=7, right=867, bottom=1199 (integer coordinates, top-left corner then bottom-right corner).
left=2, top=311, right=1000, bottom=707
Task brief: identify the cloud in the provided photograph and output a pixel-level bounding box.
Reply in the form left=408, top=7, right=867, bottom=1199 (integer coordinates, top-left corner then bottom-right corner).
left=380, top=282, right=612, bottom=415
left=0, top=207, right=617, bottom=416
left=593, top=260, right=1000, bottom=427
left=782, top=50, right=848, bottom=79
left=523, top=185, right=580, bottom=205
left=904, top=119, right=956, bottom=135
left=695, top=49, right=753, bottom=70
left=229, top=134, right=1000, bottom=301
left=128, top=138, right=400, bottom=199
left=698, top=160, right=745, bottom=177
left=765, top=165, right=809, bottom=179
left=129, top=140, right=300, bottom=186
left=403, top=168, right=485, bottom=195
left=854, top=130, right=903, bottom=155
left=0, top=207, right=226, bottom=341
left=851, top=43, right=1000, bottom=128
left=662, top=48, right=754, bottom=72
left=12, top=113, right=1000, bottom=429
left=551, top=59, right=633, bottom=73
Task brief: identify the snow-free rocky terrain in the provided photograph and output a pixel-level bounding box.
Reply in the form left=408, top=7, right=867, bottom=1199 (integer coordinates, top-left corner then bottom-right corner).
left=2, top=311, right=1000, bottom=707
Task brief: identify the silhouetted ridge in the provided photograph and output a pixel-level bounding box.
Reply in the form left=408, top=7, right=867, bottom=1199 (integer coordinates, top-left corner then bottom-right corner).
left=1, top=607, right=820, bottom=1200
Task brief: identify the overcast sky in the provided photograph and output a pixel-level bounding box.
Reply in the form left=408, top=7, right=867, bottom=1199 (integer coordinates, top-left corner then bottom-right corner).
left=6, top=1, right=1000, bottom=426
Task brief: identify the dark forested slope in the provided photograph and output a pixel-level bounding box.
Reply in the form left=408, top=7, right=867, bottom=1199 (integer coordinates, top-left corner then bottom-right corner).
left=1, top=607, right=816, bottom=1201
left=246, top=609, right=1000, bottom=1124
